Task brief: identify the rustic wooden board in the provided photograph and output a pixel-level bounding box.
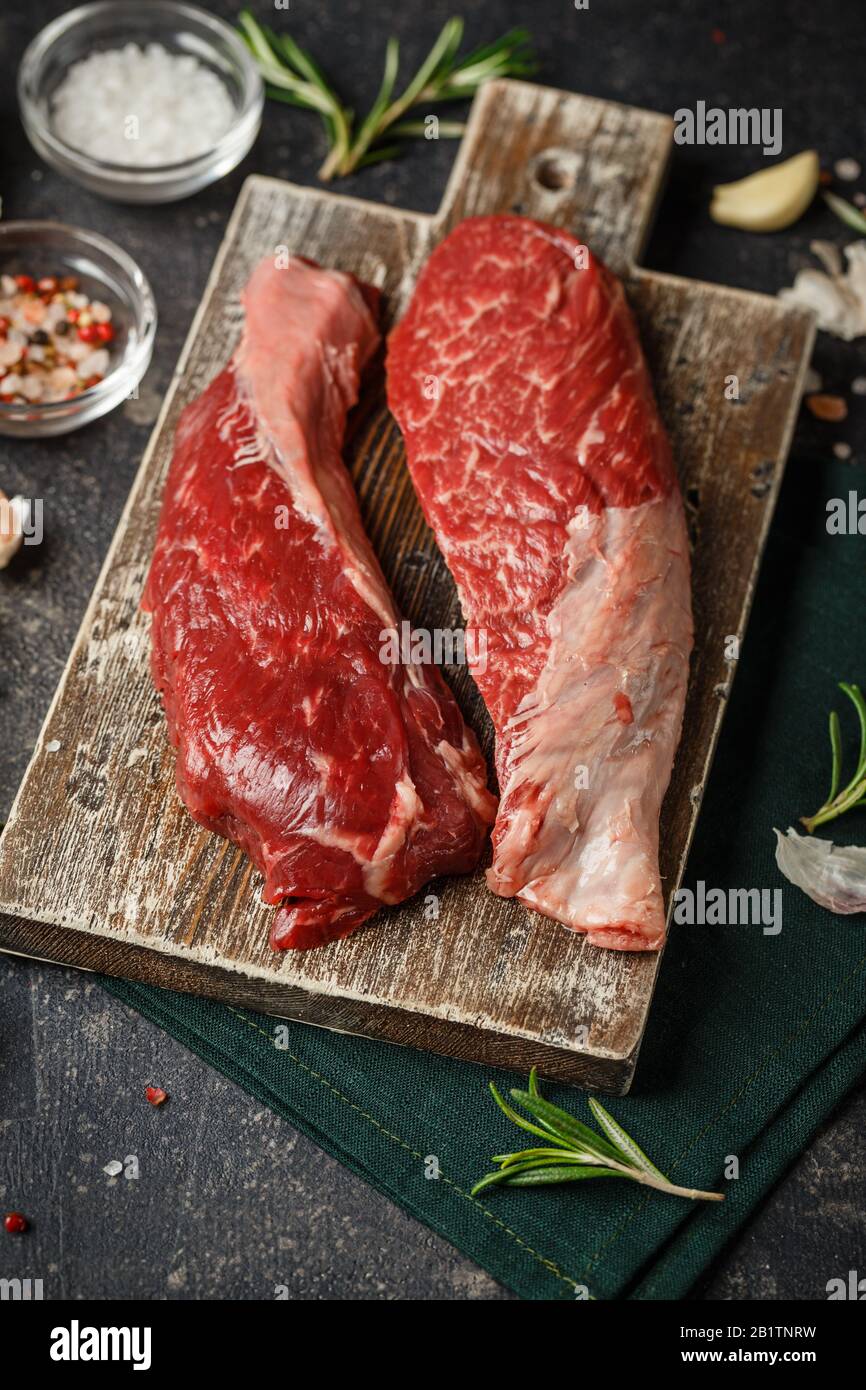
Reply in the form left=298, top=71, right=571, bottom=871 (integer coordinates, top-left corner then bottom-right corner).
left=0, top=80, right=815, bottom=1092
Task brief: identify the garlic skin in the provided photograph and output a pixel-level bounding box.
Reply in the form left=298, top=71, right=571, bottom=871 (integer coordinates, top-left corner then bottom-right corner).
left=774, top=827, right=866, bottom=915
left=779, top=240, right=866, bottom=340
left=710, top=150, right=820, bottom=232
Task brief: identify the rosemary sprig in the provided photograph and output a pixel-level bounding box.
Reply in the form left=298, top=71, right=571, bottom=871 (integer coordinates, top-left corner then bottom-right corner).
left=238, top=13, right=536, bottom=180
left=823, top=191, right=866, bottom=236
left=801, top=683, right=866, bottom=833
left=471, top=1069, right=724, bottom=1202
left=338, top=19, right=535, bottom=177
left=238, top=10, right=352, bottom=179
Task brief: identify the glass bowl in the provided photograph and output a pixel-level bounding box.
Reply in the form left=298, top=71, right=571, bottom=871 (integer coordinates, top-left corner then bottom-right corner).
left=18, top=0, right=264, bottom=204
left=0, top=221, right=157, bottom=438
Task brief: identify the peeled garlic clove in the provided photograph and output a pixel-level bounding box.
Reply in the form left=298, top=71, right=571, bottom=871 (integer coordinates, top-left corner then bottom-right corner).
left=0, top=490, right=24, bottom=569
left=774, top=827, right=866, bottom=914
left=711, top=150, right=820, bottom=232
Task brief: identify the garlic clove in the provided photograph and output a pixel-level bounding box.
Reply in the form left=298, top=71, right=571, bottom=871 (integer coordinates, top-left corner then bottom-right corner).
left=0, top=490, right=24, bottom=569
left=710, top=150, right=820, bottom=232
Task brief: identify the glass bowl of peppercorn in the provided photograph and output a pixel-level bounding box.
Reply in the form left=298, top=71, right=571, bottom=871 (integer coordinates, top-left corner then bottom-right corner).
left=0, top=220, right=156, bottom=437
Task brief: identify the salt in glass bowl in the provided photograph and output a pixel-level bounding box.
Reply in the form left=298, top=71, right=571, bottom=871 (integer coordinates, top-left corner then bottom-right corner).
left=18, top=0, right=264, bottom=204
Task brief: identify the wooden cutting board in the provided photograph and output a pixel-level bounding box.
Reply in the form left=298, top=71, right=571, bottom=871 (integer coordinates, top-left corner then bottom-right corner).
left=0, top=80, right=815, bottom=1093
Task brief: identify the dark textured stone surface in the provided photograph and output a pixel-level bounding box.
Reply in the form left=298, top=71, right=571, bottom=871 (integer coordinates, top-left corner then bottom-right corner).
left=1, top=0, right=864, bottom=1300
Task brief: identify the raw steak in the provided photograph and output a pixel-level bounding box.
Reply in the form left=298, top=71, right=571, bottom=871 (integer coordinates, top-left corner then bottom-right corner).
left=387, top=216, right=692, bottom=951
left=143, top=254, right=495, bottom=951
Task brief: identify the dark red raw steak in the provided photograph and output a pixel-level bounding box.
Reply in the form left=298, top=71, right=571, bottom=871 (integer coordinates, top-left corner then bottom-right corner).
left=387, top=216, right=692, bottom=951
left=143, top=255, right=495, bottom=950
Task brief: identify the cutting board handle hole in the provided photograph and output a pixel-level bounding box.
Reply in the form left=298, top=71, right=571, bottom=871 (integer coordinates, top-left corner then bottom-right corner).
left=532, top=149, right=581, bottom=192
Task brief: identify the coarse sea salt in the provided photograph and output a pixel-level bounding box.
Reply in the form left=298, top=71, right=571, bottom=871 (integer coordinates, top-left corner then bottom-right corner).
left=51, top=42, right=234, bottom=167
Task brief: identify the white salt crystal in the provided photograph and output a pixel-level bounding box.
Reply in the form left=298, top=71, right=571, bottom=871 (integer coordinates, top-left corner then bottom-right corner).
left=0, top=340, right=23, bottom=367
left=43, top=301, right=68, bottom=330
left=834, top=157, right=861, bottom=182
left=51, top=43, right=235, bottom=167
left=79, top=348, right=110, bottom=378
left=48, top=365, right=77, bottom=389
left=19, top=376, right=44, bottom=401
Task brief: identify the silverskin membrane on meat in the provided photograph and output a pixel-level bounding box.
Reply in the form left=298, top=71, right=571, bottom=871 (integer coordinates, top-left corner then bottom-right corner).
left=387, top=215, right=693, bottom=950
left=142, top=254, right=495, bottom=951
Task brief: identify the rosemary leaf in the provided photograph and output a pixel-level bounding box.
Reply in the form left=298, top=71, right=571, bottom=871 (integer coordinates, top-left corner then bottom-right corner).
left=472, top=1163, right=617, bottom=1197
left=264, top=85, right=320, bottom=109
left=824, top=191, right=866, bottom=236
left=400, top=18, right=465, bottom=109
left=509, top=1088, right=624, bottom=1164
left=355, top=145, right=405, bottom=170
left=828, top=709, right=842, bottom=805
left=841, top=682, right=866, bottom=771
left=488, top=1083, right=572, bottom=1149
left=802, top=682, right=866, bottom=832
left=277, top=32, right=334, bottom=91
left=471, top=1155, right=586, bottom=1196
left=347, top=37, right=401, bottom=173
left=501, top=1166, right=623, bottom=1188
left=587, top=1096, right=670, bottom=1183
left=389, top=119, right=467, bottom=139
left=451, top=27, right=533, bottom=73
left=497, top=1146, right=602, bottom=1169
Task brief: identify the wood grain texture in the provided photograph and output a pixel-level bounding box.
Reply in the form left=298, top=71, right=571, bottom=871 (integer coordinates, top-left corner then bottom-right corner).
left=0, top=80, right=815, bottom=1092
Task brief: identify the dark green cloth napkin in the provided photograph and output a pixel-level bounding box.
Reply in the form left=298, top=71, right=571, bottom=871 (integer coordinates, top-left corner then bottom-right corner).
left=102, top=453, right=866, bottom=1300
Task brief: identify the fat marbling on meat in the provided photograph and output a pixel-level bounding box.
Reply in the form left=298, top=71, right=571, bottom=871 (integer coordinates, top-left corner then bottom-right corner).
left=143, top=254, right=495, bottom=950
left=387, top=215, right=692, bottom=950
